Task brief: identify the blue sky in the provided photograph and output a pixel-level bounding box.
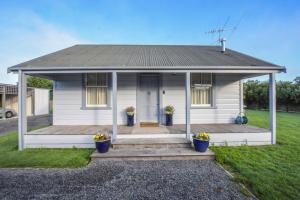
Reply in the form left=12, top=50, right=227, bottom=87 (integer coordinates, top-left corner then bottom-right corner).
left=0, top=0, right=299, bottom=84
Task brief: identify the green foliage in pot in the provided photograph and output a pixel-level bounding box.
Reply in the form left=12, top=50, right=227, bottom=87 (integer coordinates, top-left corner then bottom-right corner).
left=93, top=133, right=110, bottom=141
left=193, top=132, right=210, bottom=141
left=126, top=106, right=135, bottom=116
left=165, top=105, right=175, bottom=115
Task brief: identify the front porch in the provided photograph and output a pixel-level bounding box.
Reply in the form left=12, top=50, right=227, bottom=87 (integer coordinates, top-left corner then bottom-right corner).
left=16, top=71, right=277, bottom=150
left=25, top=124, right=271, bottom=148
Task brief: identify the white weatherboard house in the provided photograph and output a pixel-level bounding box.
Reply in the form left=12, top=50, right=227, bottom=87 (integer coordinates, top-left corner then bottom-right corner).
left=8, top=44, right=285, bottom=150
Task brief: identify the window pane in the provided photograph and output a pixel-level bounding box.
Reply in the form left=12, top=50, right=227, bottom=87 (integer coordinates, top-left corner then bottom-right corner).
left=191, top=73, right=212, bottom=105
left=87, top=74, right=97, bottom=86
left=86, top=73, right=108, bottom=106
left=86, top=87, right=107, bottom=105
left=97, top=73, right=107, bottom=86
left=191, top=73, right=200, bottom=85
left=192, top=87, right=211, bottom=104
left=201, top=73, right=212, bottom=84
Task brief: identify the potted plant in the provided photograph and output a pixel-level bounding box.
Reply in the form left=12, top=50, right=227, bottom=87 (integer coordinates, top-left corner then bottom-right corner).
left=93, top=133, right=111, bottom=153
left=165, top=105, right=175, bottom=126
left=126, top=106, right=135, bottom=126
left=193, top=132, right=210, bottom=152
left=235, top=112, right=248, bottom=125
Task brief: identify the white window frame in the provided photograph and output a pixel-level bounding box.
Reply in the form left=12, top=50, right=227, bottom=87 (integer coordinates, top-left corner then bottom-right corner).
left=85, top=73, right=108, bottom=107
left=191, top=73, right=213, bottom=107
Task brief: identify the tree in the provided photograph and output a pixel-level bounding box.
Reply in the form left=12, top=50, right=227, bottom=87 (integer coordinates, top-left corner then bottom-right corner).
left=277, top=81, right=293, bottom=112
left=294, top=77, right=300, bottom=85
left=27, top=76, right=53, bottom=89
left=244, top=80, right=268, bottom=109
left=244, top=77, right=300, bottom=112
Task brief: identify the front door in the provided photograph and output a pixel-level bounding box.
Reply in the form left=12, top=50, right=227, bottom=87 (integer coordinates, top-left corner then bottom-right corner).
left=139, top=74, right=159, bottom=123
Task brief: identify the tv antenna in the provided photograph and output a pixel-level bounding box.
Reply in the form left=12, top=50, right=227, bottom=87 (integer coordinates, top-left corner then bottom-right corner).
left=206, top=27, right=235, bottom=43
left=205, top=15, right=244, bottom=45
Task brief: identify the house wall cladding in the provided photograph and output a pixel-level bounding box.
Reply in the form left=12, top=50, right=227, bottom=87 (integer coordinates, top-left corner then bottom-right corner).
left=161, top=73, right=240, bottom=124
left=53, top=73, right=240, bottom=125
left=53, top=73, right=136, bottom=125
left=200, top=74, right=240, bottom=123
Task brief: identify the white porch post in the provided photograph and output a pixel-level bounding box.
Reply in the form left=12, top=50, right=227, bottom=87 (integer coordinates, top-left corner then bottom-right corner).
left=185, top=72, right=191, bottom=140
left=112, top=71, right=117, bottom=141
left=18, top=70, right=27, bottom=151
left=269, top=73, right=276, bottom=144
left=239, top=80, right=244, bottom=113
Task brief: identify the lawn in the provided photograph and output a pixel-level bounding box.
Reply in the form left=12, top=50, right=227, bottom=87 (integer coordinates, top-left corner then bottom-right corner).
left=211, top=110, right=300, bottom=200
left=0, top=127, right=94, bottom=168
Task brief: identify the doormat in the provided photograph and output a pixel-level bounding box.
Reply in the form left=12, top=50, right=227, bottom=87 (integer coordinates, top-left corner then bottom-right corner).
left=140, top=122, right=159, bottom=127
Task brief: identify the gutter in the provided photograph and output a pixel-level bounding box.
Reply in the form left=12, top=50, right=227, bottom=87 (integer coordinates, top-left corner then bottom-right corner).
left=8, top=65, right=286, bottom=73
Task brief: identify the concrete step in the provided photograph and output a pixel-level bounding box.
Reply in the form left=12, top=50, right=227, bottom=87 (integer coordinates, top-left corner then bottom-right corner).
left=90, top=148, right=215, bottom=161
left=112, top=138, right=191, bottom=149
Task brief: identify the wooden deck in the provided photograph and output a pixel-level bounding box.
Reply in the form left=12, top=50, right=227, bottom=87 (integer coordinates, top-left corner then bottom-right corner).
left=27, top=124, right=269, bottom=135
left=25, top=124, right=271, bottom=148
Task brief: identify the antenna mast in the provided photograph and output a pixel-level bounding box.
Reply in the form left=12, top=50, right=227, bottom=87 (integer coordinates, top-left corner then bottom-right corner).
left=205, top=28, right=235, bottom=43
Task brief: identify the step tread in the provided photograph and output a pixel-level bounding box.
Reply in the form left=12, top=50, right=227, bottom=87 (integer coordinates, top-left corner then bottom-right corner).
left=91, top=148, right=214, bottom=158
left=113, top=138, right=190, bottom=145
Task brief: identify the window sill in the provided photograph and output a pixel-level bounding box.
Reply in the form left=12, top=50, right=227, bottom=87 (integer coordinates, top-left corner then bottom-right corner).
left=81, top=106, right=112, bottom=110
left=191, top=105, right=217, bottom=109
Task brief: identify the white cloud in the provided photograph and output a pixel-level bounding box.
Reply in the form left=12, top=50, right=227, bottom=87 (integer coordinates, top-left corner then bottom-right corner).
left=0, top=11, right=88, bottom=84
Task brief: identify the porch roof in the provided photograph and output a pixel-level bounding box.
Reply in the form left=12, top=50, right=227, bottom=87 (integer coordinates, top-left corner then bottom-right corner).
left=8, top=45, right=285, bottom=72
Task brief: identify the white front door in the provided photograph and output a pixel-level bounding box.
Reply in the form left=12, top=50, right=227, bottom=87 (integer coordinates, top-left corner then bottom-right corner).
left=139, top=74, right=159, bottom=123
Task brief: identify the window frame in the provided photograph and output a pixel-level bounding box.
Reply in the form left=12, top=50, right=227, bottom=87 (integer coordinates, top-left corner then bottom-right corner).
left=191, top=73, right=214, bottom=108
left=85, top=73, right=109, bottom=107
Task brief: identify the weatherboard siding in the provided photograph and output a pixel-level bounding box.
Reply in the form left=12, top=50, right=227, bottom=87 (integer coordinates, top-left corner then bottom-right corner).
left=192, top=74, right=241, bottom=123
left=53, top=73, right=240, bottom=125
left=53, top=74, right=112, bottom=125
left=162, top=74, right=240, bottom=124
left=53, top=74, right=137, bottom=125
left=117, top=73, right=137, bottom=124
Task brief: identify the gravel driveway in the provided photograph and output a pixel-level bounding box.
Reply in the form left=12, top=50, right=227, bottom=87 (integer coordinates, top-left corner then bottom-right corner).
left=0, top=160, right=254, bottom=200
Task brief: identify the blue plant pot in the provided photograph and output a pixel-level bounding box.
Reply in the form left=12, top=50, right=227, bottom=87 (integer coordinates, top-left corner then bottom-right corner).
left=235, top=116, right=244, bottom=125
left=166, top=114, right=173, bottom=126
left=242, top=116, right=248, bottom=124
left=127, top=114, right=134, bottom=126
left=95, top=140, right=111, bottom=153
left=235, top=116, right=248, bottom=125
left=193, top=138, right=209, bottom=152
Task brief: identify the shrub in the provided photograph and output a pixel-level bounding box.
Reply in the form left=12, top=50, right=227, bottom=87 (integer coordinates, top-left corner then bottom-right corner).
left=244, top=77, right=300, bottom=112
left=165, top=105, right=175, bottom=115
left=126, top=106, right=135, bottom=115
left=193, top=132, right=210, bottom=141
left=93, top=133, right=110, bottom=141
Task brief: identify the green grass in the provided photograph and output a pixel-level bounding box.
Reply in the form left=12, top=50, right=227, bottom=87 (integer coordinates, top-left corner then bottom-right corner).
left=211, top=110, right=300, bottom=200
left=0, top=126, right=94, bottom=168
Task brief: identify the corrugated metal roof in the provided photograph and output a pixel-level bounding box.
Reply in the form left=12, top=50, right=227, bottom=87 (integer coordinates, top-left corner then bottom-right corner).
left=8, top=45, right=284, bottom=71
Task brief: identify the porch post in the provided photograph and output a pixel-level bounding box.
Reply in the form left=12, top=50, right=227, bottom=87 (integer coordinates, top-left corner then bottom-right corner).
left=18, top=70, right=27, bottom=151
left=185, top=72, right=191, bottom=140
left=269, top=73, right=276, bottom=144
left=112, top=71, right=117, bottom=141
left=239, top=80, right=244, bottom=113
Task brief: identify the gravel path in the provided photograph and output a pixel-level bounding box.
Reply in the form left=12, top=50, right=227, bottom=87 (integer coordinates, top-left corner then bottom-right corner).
left=0, top=160, right=255, bottom=200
